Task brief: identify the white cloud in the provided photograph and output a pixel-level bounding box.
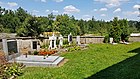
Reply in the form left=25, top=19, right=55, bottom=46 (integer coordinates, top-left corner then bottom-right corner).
left=33, top=10, right=39, bottom=13
left=113, top=8, right=121, bottom=13
left=82, top=15, right=91, bottom=21
left=63, top=11, right=70, bottom=14
left=133, top=4, right=140, bottom=9
left=94, top=0, right=129, bottom=8
left=41, top=0, right=47, bottom=2
left=83, top=15, right=90, bottom=17
left=99, top=8, right=107, bottom=11
left=83, top=18, right=91, bottom=21
left=54, top=0, right=63, bottom=2
left=64, top=5, right=80, bottom=14
left=123, top=11, right=139, bottom=16
left=7, top=2, right=18, bottom=7
left=45, top=9, right=50, bottom=12
left=100, top=14, right=106, bottom=16
left=52, top=10, right=58, bottom=13
left=93, top=9, right=98, bottom=11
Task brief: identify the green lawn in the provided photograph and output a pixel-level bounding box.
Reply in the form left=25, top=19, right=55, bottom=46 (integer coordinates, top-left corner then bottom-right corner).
left=18, top=42, right=140, bottom=79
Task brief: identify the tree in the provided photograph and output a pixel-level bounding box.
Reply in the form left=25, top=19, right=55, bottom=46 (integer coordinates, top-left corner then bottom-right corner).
left=109, top=17, right=130, bottom=43
left=119, top=19, right=130, bottom=41
left=15, top=7, right=30, bottom=23
left=109, top=17, right=121, bottom=43
left=17, top=17, right=44, bottom=37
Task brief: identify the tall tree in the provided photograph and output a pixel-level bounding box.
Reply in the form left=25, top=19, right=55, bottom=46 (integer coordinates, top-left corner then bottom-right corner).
left=109, top=17, right=121, bottom=43
left=119, top=19, right=130, bottom=41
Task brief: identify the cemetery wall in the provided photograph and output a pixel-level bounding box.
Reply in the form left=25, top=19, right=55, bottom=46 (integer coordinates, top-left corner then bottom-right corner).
left=129, top=36, right=140, bottom=42
left=0, top=33, right=16, bottom=39
left=62, top=36, right=105, bottom=44
left=80, top=36, right=105, bottom=44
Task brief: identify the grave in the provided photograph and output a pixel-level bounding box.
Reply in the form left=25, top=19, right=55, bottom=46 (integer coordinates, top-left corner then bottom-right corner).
left=19, top=39, right=40, bottom=54
left=110, top=38, right=113, bottom=43
left=68, top=33, right=72, bottom=45
left=49, top=34, right=57, bottom=49
left=2, top=39, right=20, bottom=60
left=9, top=55, right=64, bottom=67
left=76, top=36, right=81, bottom=45
left=59, top=35, right=63, bottom=48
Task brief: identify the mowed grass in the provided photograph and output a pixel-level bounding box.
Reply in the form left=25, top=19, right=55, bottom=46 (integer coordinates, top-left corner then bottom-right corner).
left=18, top=42, right=140, bottom=79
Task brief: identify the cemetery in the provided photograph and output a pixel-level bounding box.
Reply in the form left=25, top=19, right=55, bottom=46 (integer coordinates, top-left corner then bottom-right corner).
left=0, top=32, right=140, bottom=79
left=0, top=33, right=88, bottom=67
left=0, top=1, right=140, bottom=78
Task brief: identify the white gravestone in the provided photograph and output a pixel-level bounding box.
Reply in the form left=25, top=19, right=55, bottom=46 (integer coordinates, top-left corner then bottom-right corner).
left=49, top=34, right=57, bottom=49
left=59, top=35, right=63, bottom=48
left=37, top=42, right=40, bottom=51
left=76, top=36, right=81, bottom=45
left=68, top=33, right=72, bottom=45
left=110, top=38, right=113, bottom=43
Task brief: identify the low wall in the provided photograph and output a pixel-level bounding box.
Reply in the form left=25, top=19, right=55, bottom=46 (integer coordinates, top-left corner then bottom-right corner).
left=80, top=36, right=105, bottom=44
left=129, top=36, right=140, bottom=42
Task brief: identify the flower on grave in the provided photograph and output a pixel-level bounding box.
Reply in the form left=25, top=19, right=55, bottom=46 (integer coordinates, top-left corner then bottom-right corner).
left=38, top=49, right=57, bottom=56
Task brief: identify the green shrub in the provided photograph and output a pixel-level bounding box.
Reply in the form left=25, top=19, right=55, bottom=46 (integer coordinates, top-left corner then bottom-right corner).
left=104, top=35, right=109, bottom=43
left=40, top=44, right=49, bottom=49
left=63, top=39, right=69, bottom=45
left=0, top=63, right=25, bottom=79
left=33, top=51, right=39, bottom=55
left=68, top=46, right=81, bottom=52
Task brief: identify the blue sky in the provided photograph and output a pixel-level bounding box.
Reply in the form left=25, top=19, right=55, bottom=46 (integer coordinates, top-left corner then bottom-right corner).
left=0, top=0, right=140, bottom=21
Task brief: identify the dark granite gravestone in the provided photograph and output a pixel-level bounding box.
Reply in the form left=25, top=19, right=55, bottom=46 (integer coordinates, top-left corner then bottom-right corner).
left=33, top=41, right=37, bottom=49
left=69, top=35, right=72, bottom=42
left=52, top=40, right=54, bottom=48
left=7, top=41, right=18, bottom=55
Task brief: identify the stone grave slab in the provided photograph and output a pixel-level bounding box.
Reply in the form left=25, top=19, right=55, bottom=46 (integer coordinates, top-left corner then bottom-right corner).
left=9, top=55, right=64, bottom=67
left=15, top=55, right=59, bottom=63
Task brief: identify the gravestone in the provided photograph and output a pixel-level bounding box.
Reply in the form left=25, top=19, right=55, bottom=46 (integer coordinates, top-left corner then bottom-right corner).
left=59, top=35, right=63, bottom=48
left=110, top=38, right=113, bottom=43
left=7, top=40, right=18, bottom=55
left=2, top=39, right=20, bottom=60
left=37, top=42, right=40, bottom=51
left=32, top=41, right=37, bottom=49
left=49, top=34, right=57, bottom=49
left=76, top=36, right=81, bottom=45
left=68, top=33, right=72, bottom=45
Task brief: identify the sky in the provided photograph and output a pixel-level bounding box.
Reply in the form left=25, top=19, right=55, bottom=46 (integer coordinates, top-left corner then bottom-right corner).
left=0, top=0, right=140, bottom=21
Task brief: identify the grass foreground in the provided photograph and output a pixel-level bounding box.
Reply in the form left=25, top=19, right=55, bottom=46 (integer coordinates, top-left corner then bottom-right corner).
left=18, top=42, right=140, bottom=79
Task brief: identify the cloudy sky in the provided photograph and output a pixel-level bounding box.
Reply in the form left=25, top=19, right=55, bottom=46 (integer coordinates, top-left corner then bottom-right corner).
left=0, top=0, right=140, bottom=21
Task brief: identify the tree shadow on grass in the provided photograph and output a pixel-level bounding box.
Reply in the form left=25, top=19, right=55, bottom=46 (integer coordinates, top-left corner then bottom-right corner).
left=85, top=47, right=140, bottom=79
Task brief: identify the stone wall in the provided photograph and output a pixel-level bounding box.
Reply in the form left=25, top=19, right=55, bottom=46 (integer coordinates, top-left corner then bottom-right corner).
left=80, top=36, right=105, bottom=44
left=0, top=33, right=16, bottom=39
left=129, top=36, right=140, bottom=42
left=42, top=36, right=105, bottom=44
